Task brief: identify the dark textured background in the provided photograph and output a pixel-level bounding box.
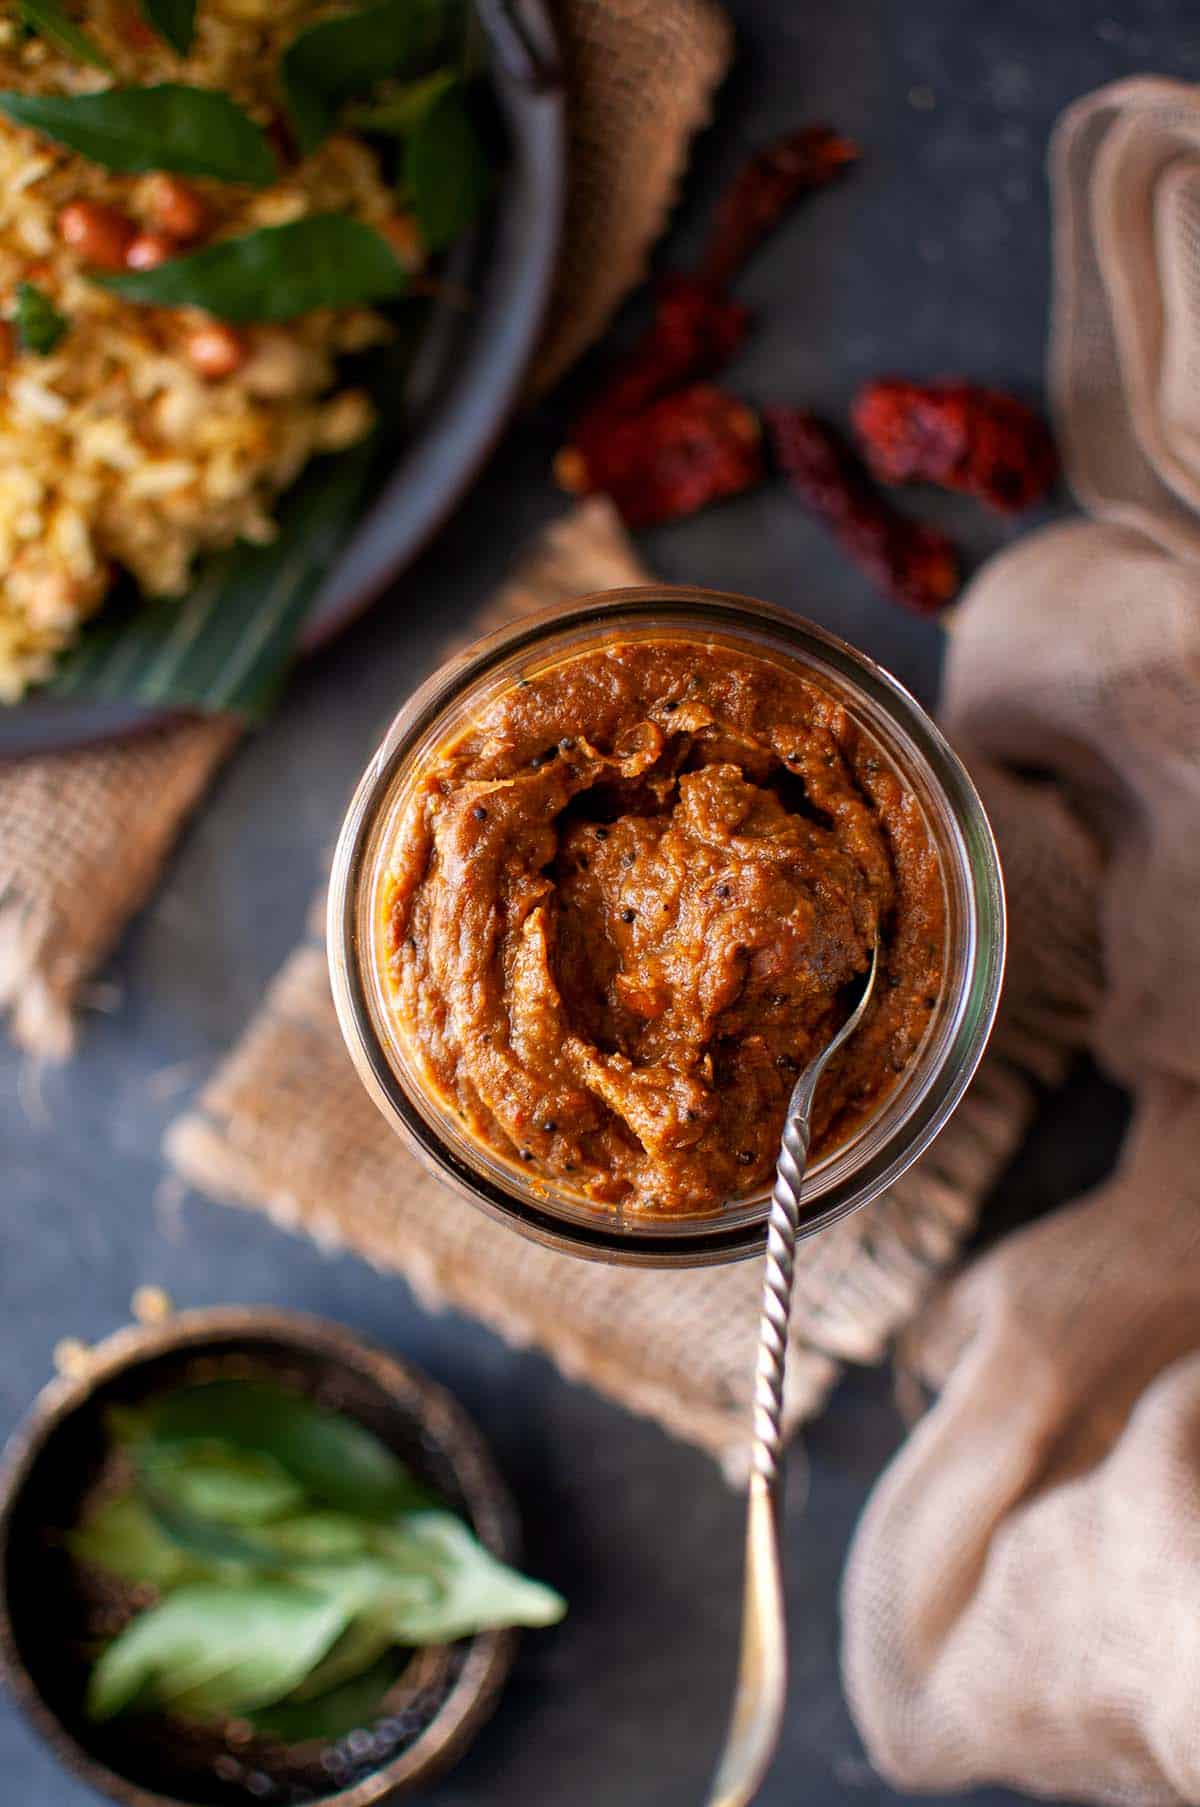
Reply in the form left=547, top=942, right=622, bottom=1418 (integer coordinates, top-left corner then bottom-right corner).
left=2, top=2, right=1185, bottom=1801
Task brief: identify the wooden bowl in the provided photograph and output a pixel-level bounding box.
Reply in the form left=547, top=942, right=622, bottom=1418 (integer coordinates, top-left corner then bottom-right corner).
left=0, top=1308, right=521, bottom=1806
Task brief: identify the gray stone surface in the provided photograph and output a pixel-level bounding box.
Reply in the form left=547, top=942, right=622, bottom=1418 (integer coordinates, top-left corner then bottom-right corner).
left=0, top=1, right=1177, bottom=1801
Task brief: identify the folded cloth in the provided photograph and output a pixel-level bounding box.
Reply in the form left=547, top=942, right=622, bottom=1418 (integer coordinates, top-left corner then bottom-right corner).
left=166, top=496, right=1101, bottom=1475
left=0, top=0, right=732, bottom=1060
left=843, top=78, right=1200, bottom=1806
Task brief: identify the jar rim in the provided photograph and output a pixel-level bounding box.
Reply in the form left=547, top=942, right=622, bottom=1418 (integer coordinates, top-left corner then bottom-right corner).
left=328, top=586, right=1006, bottom=1268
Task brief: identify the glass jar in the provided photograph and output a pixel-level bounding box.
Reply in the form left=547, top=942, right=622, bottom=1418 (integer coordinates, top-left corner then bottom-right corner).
left=328, top=587, right=1005, bottom=1267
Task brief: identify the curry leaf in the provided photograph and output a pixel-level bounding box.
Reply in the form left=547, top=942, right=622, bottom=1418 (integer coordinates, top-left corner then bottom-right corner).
left=249, top=1650, right=405, bottom=1743
left=143, top=1381, right=430, bottom=1519
left=75, top=1377, right=567, bottom=1737
left=256, top=1512, right=374, bottom=1563
left=137, top=1440, right=306, bottom=1526
left=98, top=213, right=407, bottom=321
left=346, top=65, right=455, bottom=137
left=405, top=83, right=491, bottom=253
left=0, top=84, right=275, bottom=182
left=135, top=1505, right=417, bottom=1575
left=280, top=0, right=452, bottom=156
left=136, top=1496, right=428, bottom=1583
left=287, top=1618, right=398, bottom=1701
left=68, top=1492, right=196, bottom=1591
left=106, top=1405, right=153, bottom=1446
left=138, top=0, right=195, bottom=55
left=14, top=281, right=68, bottom=355
left=18, top=0, right=111, bottom=69
left=289, top=1555, right=439, bottom=1616
left=86, top=1581, right=354, bottom=1721
left=377, top=1513, right=567, bottom=1643
left=140, top=1487, right=296, bottom=1572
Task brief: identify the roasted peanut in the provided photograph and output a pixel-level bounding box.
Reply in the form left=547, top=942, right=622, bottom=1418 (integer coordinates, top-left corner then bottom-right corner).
left=125, top=231, right=175, bottom=271
left=381, top=212, right=425, bottom=273
left=57, top=200, right=137, bottom=270
left=144, top=174, right=208, bottom=244
left=185, top=321, right=246, bottom=380
left=121, top=6, right=156, bottom=47
left=240, top=330, right=310, bottom=399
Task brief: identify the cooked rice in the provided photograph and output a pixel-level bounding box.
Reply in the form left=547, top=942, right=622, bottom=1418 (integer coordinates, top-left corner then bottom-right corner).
left=0, top=0, right=403, bottom=699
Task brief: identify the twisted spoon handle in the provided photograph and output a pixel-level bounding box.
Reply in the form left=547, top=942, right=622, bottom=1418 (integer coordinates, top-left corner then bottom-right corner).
left=708, top=935, right=878, bottom=1807
left=707, top=1098, right=813, bottom=1807
left=751, top=1102, right=811, bottom=1485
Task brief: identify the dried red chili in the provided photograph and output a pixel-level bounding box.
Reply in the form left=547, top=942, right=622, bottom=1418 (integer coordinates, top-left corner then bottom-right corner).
left=556, top=123, right=861, bottom=532
left=566, top=124, right=856, bottom=449
left=765, top=407, right=959, bottom=614
left=571, top=274, right=750, bottom=455
left=852, top=378, right=1057, bottom=513
left=556, top=384, right=764, bottom=529
left=699, top=125, right=861, bottom=289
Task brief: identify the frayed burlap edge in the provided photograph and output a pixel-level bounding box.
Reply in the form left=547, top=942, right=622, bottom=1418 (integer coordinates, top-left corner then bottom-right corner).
left=0, top=717, right=239, bottom=1059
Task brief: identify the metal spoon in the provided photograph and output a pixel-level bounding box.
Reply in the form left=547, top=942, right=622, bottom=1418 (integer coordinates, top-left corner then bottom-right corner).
left=708, top=937, right=881, bottom=1807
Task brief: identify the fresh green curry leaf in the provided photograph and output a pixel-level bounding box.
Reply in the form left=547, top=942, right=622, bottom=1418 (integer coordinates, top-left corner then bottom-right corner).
left=280, top=0, right=453, bottom=156
left=142, top=1381, right=430, bottom=1519
left=68, top=1492, right=196, bottom=1591
left=249, top=1650, right=406, bottom=1743
left=290, top=1555, right=438, bottom=1620
left=287, top=1618, right=398, bottom=1702
left=376, top=1513, right=566, bottom=1643
left=140, top=1486, right=296, bottom=1572
left=76, top=1379, right=566, bottom=1738
left=255, top=1511, right=375, bottom=1563
left=347, top=65, right=456, bottom=137
left=0, top=84, right=275, bottom=182
left=137, top=0, right=195, bottom=56
left=137, top=1441, right=307, bottom=1526
left=86, top=1581, right=354, bottom=1721
left=135, top=1506, right=401, bottom=1576
left=136, top=1494, right=427, bottom=1586
left=14, top=281, right=68, bottom=355
left=99, top=214, right=407, bottom=321
left=18, top=0, right=111, bottom=69
left=106, top=1404, right=153, bottom=1446
left=405, top=82, right=491, bottom=253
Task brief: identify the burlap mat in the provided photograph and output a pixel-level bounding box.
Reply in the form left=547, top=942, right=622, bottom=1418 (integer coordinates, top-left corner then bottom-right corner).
left=842, top=79, right=1200, bottom=1805
left=0, top=717, right=240, bottom=1057
left=165, top=493, right=1101, bottom=1475
left=0, top=0, right=731, bottom=1060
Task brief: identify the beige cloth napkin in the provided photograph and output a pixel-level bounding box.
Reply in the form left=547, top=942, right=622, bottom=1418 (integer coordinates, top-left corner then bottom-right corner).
left=843, top=78, right=1200, bottom=1806
left=165, top=491, right=1099, bottom=1474
left=0, top=0, right=731, bottom=1060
